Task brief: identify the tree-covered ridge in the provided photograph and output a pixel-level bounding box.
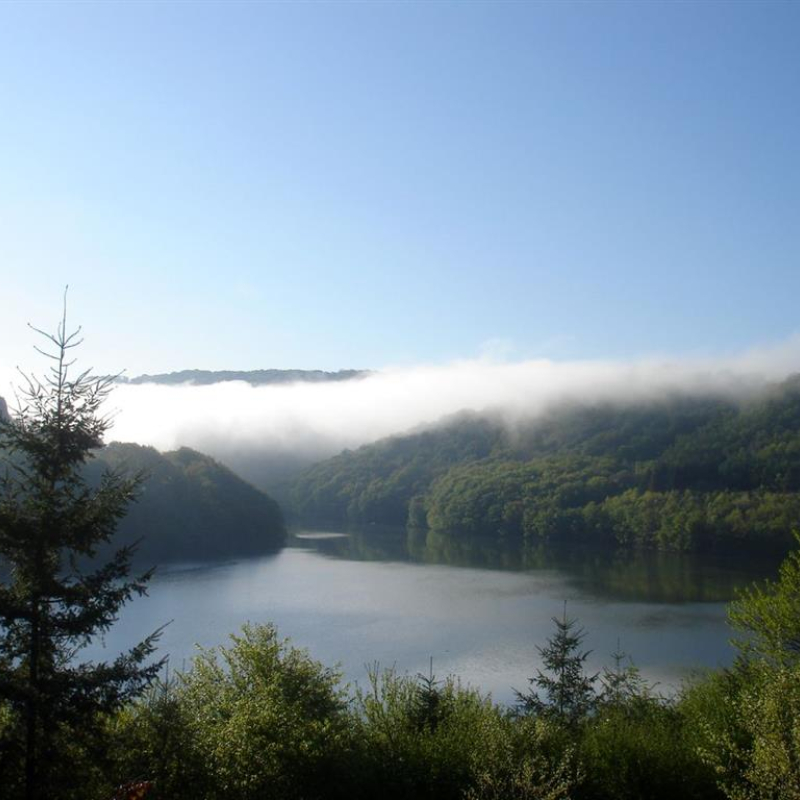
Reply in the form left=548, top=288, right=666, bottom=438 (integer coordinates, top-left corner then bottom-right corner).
left=289, top=412, right=504, bottom=525
left=120, top=368, right=371, bottom=386
left=88, top=443, right=286, bottom=562
left=289, top=376, right=800, bottom=551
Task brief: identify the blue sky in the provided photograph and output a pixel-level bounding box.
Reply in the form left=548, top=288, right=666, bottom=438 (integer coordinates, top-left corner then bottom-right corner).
left=2, top=1, right=799, bottom=378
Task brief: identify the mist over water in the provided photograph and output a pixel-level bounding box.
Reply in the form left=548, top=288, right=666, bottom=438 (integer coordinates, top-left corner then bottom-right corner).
left=105, top=340, right=800, bottom=485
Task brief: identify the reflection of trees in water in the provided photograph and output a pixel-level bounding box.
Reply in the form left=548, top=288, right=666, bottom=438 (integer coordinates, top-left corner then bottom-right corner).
left=533, top=545, right=772, bottom=604
left=412, top=529, right=780, bottom=604
left=407, top=527, right=527, bottom=571
left=293, top=525, right=782, bottom=605
left=291, top=525, right=410, bottom=563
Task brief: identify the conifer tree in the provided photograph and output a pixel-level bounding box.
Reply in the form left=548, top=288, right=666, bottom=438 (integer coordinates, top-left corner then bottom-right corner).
left=412, top=658, right=444, bottom=732
left=516, top=606, right=597, bottom=727
left=0, top=305, right=162, bottom=800
left=598, top=642, right=648, bottom=707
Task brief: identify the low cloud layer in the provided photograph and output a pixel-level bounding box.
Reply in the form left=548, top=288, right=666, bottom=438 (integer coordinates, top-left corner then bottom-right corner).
left=104, top=337, right=800, bottom=486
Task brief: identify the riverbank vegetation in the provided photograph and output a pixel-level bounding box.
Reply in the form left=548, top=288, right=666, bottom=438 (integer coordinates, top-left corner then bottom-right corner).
left=290, top=376, right=800, bottom=552
left=3, top=315, right=800, bottom=798
left=3, top=547, right=800, bottom=800
left=0, top=314, right=284, bottom=799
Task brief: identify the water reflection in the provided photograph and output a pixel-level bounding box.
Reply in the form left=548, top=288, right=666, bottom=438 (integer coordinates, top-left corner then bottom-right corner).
left=290, top=525, right=782, bottom=604
left=85, top=526, right=786, bottom=706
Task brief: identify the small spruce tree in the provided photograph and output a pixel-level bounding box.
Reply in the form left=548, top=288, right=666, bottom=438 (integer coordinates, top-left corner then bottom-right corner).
left=412, top=658, right=445, bottom=732
left=598, top=642, right=649, bottom=707
left=516, top=605, right=597, bottom=726
left=0, top=306, right=162, bottom=800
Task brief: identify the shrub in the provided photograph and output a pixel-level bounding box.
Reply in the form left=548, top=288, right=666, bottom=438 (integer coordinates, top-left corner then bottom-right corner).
left=113, top=624, right=352, bottom=800
left=578, top=696, right=721, bottom=800
left=351, top=665, right=576, bottom=799
left=694, top=663, right=800, bottom=800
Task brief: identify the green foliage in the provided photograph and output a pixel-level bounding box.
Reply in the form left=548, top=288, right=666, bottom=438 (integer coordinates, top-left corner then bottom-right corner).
left=106, top=628, right=582, bottom=800
left=355, top=665, right=486, bottom=798
left=86, top=566, right=800, bottom=800
left=722, top=665, right=800, bottom=799
left=689, top=664, right=800, bottom=800
left=463, top=715, right=579, bottom=800
left=517, top=610, right=598, bottom=727
left=729, top=534, right=800, bottom=666
left=0, top=313, right=162, bottom=800
left=602, top=489, right=800, bottom=550
left=108, top=672, right=207, bottom=800
left=353, top=665, right=576, bottom=800
left=688, top=535, right=800, bottom=799
left=411, top=660, right=446, bottom=732
left=171, top=623, right=349, bottom=800
left=289, top=413, right=504, bottom=525
left=578, top=696, right=722, bottom=800
left=89, top=443, right=286, bottom=562
left=290, top=377, right=800, bottom=552
left=598, top=646, right=649, bottom=708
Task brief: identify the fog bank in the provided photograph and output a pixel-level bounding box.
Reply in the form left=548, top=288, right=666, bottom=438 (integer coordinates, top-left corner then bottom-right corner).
left=106, top=338, right=800, bottom=487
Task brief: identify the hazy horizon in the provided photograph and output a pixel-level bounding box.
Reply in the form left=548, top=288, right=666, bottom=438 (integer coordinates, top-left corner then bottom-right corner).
left=3, top=1, right=800, bottom=381
left=91, top=338, right=796, bottom=482
left=3, top=4, right=800, bottom=790
left=2, top=0, right=799, bottom=481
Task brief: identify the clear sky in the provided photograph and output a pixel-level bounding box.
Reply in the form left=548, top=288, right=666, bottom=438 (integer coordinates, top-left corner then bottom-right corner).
left=1, top=0, right=799, bottom=379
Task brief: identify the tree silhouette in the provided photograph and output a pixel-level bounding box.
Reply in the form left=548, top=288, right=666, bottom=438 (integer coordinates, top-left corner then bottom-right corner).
left=0, top=303, right=162, bottom=799
left=516, top=605, right=597, bottom=727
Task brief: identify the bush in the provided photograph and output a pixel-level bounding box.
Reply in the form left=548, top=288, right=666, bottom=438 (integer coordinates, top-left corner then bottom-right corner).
left=108, top=674, right=207, bottom=800
left=578, top=696, right=722, bottom=800
left=113, top=624, right=352, bottom=800
left=693, top=663, right=800, bottom=800
left=351, top=665, right=577, bottom=800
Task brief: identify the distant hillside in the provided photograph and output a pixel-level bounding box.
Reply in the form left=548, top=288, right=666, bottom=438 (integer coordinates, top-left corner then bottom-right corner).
left=289, top=376, right=800, bottom=552
left=88, top=443, right=286, bottom=562
left=121, top=368, right=371, bottom=386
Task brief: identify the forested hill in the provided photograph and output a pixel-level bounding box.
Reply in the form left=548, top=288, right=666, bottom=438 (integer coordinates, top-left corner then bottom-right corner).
left=88, top=443, right=286, bottom=562
left=289, top=375, right=800, bottom=552
left=121, top=368, right=370, bottom=386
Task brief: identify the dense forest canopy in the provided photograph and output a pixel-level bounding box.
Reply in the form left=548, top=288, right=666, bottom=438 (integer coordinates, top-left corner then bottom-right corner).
left=289, top=375, right=800, bottom=552
left=87, top=443, right=286, bottom=561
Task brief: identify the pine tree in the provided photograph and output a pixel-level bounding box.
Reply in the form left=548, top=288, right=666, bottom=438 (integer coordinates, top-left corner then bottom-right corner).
left=412, top=658, right=444, bottom=732
left=516, top=606, right=597, bottom=726
left=0, top=306, right=163, bottom=800
left=598, top=641, right=648, bottom=707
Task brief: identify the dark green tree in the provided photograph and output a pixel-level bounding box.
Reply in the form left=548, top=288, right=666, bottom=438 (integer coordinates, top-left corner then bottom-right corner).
left=411, top=658, right=445, bottom=733
left=0, top=309, right=162, bottom=800
left=516, top=606, right=597, bottom=727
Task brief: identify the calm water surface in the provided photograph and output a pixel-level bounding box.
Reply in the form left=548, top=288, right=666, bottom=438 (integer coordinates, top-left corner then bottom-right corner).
left=91, top=527, right=783, bottom=705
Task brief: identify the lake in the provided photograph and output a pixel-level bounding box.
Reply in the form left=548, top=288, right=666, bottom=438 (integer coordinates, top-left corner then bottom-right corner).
left=89, top=526, right=784, bottom=705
